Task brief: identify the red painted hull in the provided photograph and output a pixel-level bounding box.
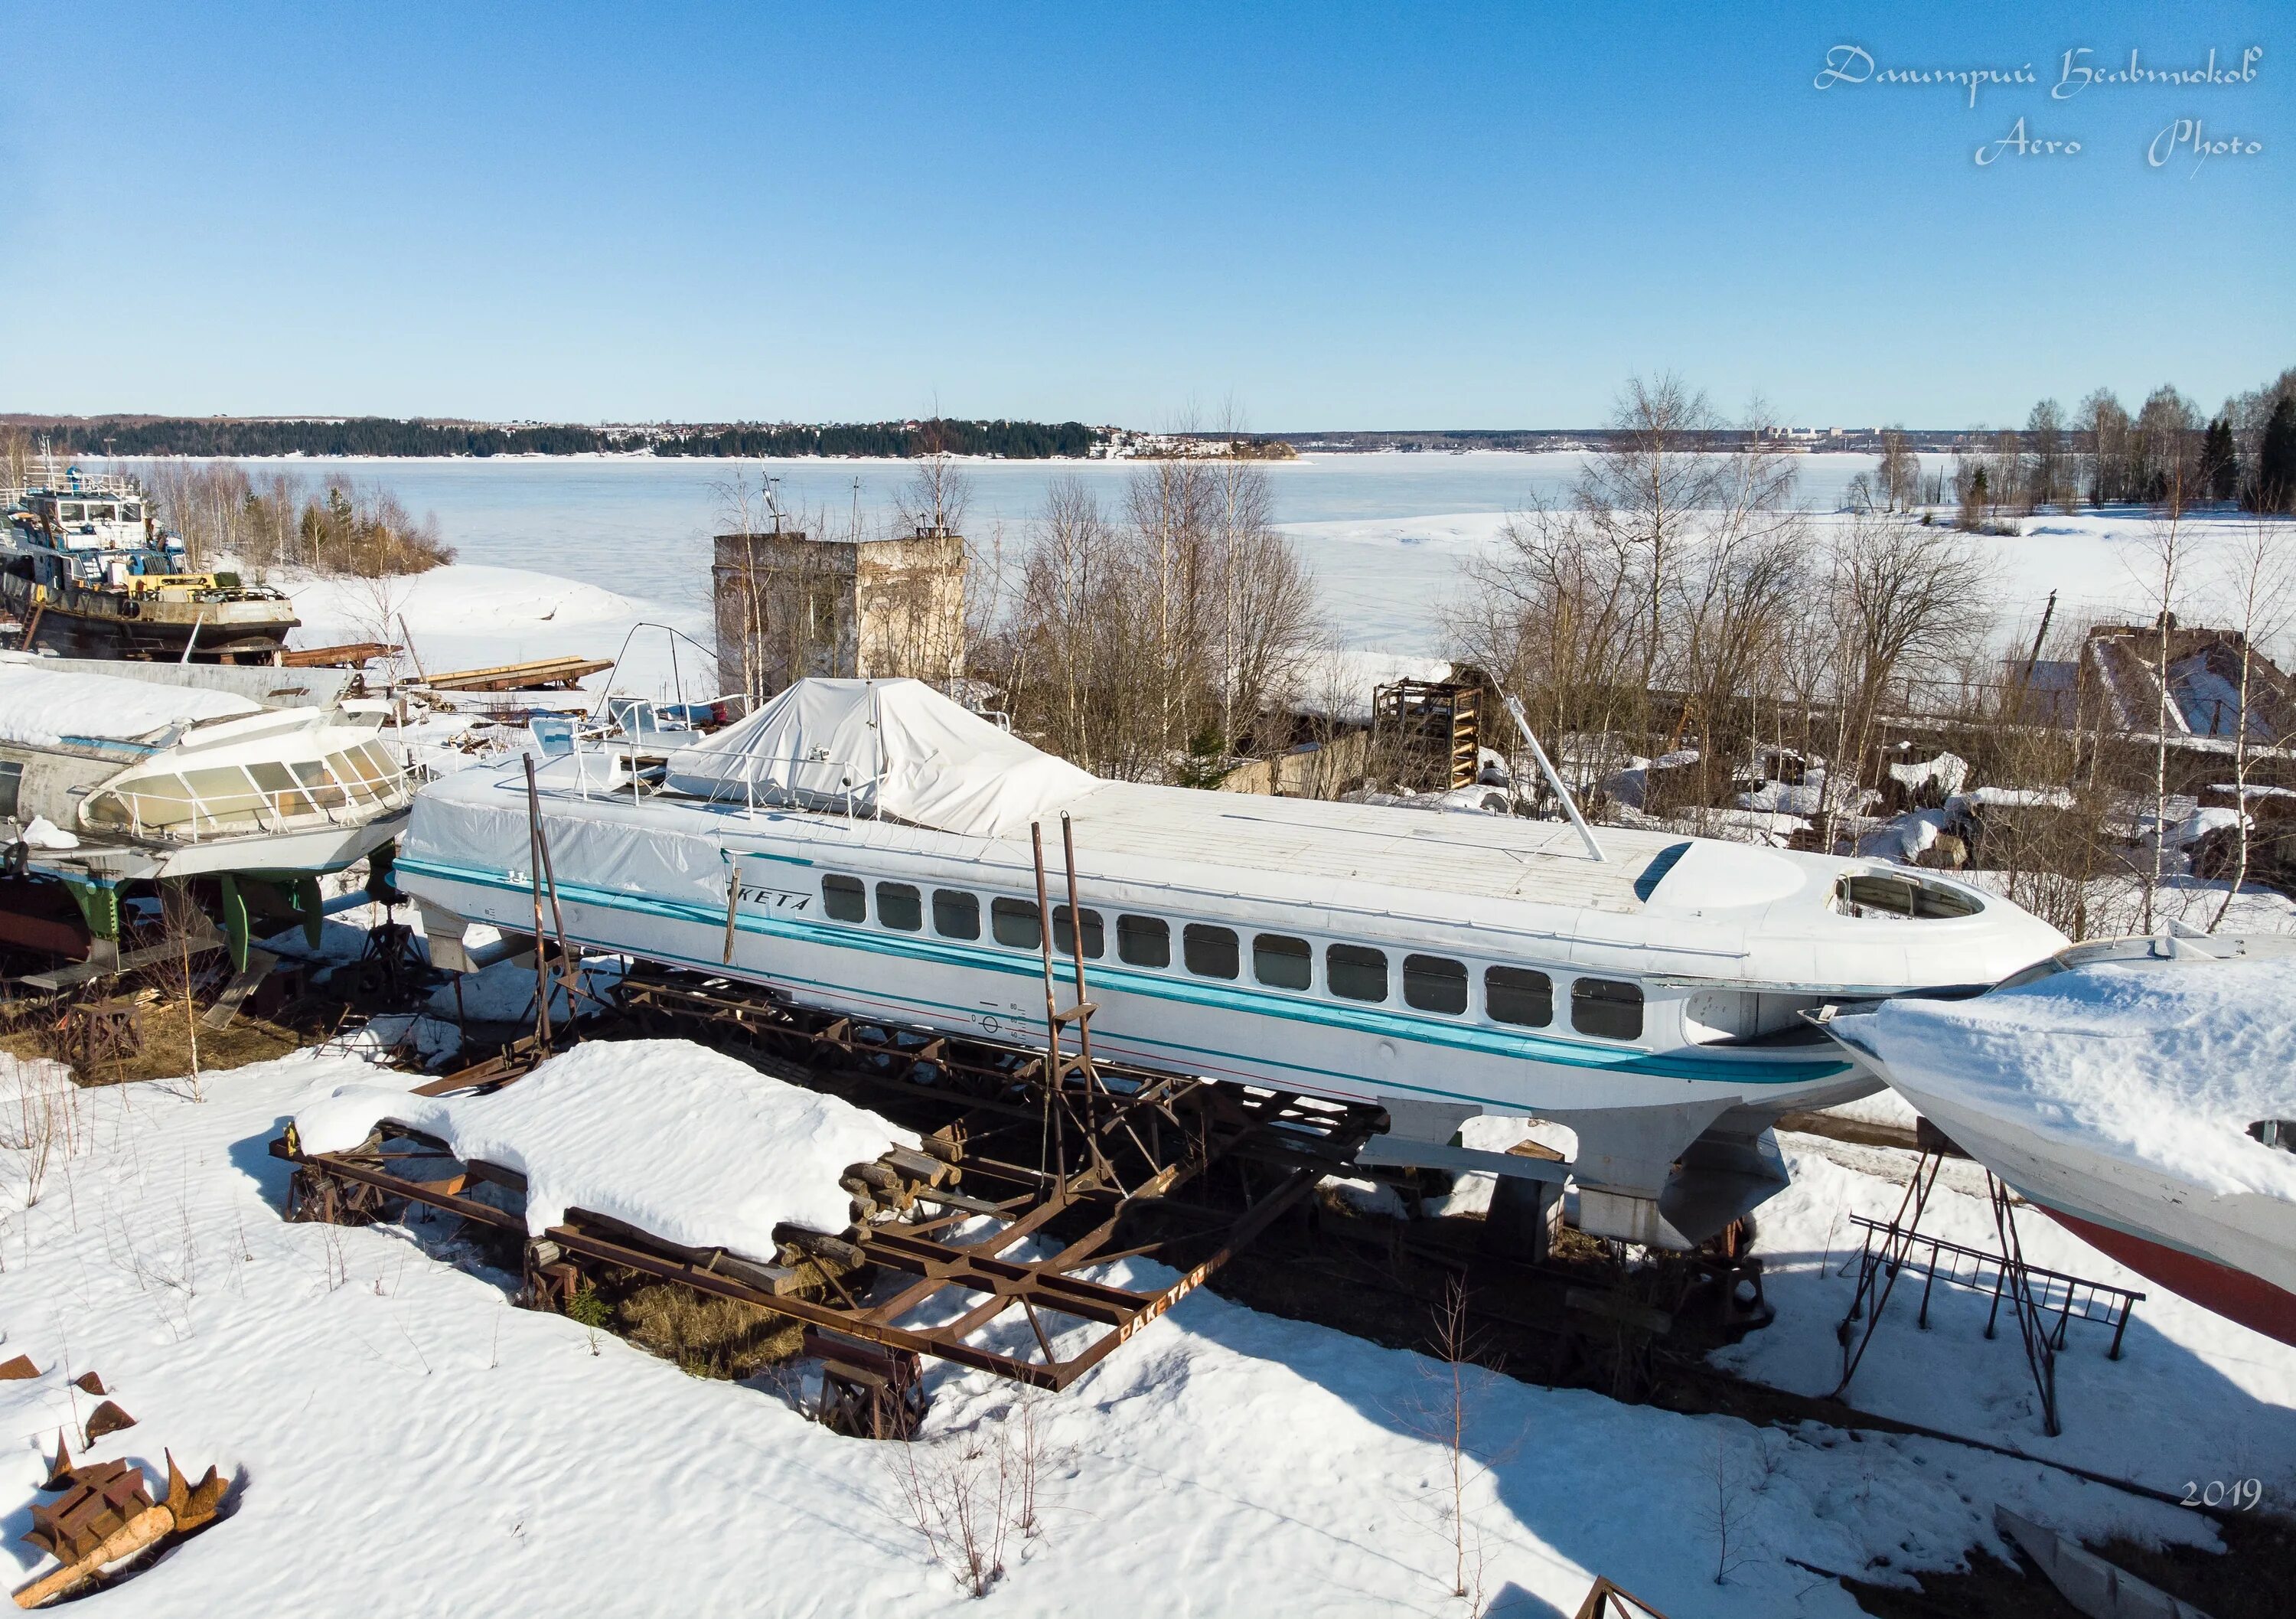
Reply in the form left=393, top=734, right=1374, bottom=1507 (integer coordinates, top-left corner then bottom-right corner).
left=2040, top=1206, right=2296, bottom=1349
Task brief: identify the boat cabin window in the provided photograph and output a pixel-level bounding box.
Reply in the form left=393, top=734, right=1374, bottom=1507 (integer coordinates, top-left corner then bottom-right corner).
left=1485, top=966, right=1553, bottom=1028
left=1571, top=977, right=1644, bottom=1041
left=340, top=742, right=402, bottom=790
left=1326, top=944, right=1388, bottom=1003
left=822, top=875, right=866, bottom=922
left=992, top=898, right=1042, bottom=950
left=60, top=504, right=83, bottom=522
left=1254, top=933, right=1312, bottom=991
left=1117, top=914, right=1169, bottom=968
left=1403, top=954, right=1467, bottom=1014
left=933, top=889, right=980, bottom=939
left=122, top=504, right=142, bottom=522
left=1183, top=923, right=1238, bottom=980
left=1835, top=872, right=1982, bottom=920
left=90, top=504, right=116, bottom=521
left=293, top=759, right=350, bottom=810
left=181, top=767, right=267, bottom=830
left=0, top=762, right=18, bottom=821
left=246, top=760, right=315, bottom=818
left=876, top=882, right=922, bottom=932
left=92, top=773, right=196, bottom=830
left=328, top=751, right=387, bottom=803
left=1052, top=905, right=1104, bottom=959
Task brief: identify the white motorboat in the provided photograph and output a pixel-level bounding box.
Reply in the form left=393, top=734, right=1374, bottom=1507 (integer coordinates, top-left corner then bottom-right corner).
left=1821, top=932, right=2296, bottom=1346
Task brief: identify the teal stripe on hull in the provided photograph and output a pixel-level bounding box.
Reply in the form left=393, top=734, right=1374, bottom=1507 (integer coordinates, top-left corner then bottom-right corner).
left=400, top=854, right=1852, bottom=1090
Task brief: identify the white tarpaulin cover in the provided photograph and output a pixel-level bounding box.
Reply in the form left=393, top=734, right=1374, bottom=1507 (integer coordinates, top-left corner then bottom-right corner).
left=664, top=677, right=1098, bottom=837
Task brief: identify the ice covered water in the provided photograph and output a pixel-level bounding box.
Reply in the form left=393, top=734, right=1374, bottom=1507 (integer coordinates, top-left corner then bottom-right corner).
left=91, top=452, right=2206, bottom=656
left=89, top=452, right=1862, bottom=625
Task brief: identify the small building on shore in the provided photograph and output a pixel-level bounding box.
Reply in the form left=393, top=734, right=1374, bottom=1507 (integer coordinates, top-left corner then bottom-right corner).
left=712, top=527, right=966, bottom=702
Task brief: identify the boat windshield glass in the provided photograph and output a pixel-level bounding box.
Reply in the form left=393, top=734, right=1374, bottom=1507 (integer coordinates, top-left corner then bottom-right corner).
left=80, top=737, right=406, bottom=841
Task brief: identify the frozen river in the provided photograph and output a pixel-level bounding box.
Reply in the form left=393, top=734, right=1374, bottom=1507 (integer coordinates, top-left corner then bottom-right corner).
left=95, top=452, right=2210, bottom=656
left=95, top=452, right=1861, bottom=643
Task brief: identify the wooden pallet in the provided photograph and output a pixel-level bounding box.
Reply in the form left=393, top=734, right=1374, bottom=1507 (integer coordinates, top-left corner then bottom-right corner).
left=418, top=656, right=612, bottom=693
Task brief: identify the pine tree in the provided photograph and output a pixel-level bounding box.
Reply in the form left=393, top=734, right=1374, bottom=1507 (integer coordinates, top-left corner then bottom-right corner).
left=2261, top=394, right=2296, bottom=514
left=2200, top=416, right=2240, bottom=502
left=1957, top=465, right=1989, bottom=531
left=1174, top=723, right=1233, bottom=790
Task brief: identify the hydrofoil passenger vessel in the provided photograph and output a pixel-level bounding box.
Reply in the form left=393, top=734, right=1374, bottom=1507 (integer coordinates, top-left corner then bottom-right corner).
left=399, top=679, right=2069, bottom=1247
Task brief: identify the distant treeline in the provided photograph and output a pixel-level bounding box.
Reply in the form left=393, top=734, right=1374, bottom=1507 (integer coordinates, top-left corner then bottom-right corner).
left=651, top=419, right=1097, bottom=459
left=29, top=417, right=627, bottom=458
left=16, top=415, right=1101, bottom=461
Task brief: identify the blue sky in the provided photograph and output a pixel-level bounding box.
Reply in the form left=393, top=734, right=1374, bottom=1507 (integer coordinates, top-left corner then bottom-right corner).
left=3, top=2, right=2288, bottom=428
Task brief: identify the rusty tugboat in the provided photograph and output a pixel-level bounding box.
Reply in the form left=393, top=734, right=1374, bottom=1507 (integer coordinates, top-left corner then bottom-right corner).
left=3, top=465, right=298, bottom=663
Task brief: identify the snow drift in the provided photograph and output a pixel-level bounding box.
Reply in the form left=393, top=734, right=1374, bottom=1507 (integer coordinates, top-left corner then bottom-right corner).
left=293, top=1037, right=915, bottom=1254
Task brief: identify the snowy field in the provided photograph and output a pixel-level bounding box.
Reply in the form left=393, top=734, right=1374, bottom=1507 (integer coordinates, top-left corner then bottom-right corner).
left=0, top=1038, right=2257, bottom=1618
left=1722, top=1132, right=2296, bottom=1502
left=1277, top=505, right=2276, bottom=661
left=279, top=563, right=712, bottom=710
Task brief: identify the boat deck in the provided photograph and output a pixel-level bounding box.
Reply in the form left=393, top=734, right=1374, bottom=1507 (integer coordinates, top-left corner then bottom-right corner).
left=1055, top=782, right=1688, bottom=915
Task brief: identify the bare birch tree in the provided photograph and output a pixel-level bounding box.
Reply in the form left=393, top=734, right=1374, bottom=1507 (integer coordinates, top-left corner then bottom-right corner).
left=993, top=465, right=1316, bottom=782
left=1817, top=513, right=1995, bottom=849
left=2137, top=473, right=2195, bottom=934
left=1573, top=375, right=1725, bottom=703
left=899, top=425, right=973, bottom=537
left=2207, top=517, right=2293, bottom=928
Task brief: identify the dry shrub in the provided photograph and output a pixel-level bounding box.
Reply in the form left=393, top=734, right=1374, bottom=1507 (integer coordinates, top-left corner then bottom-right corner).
left=887, top=1395, right=1062, bottom=1601
left=616, top=1284, right=805, bottom=1379
left=0, top=1053, right=82, bottom=1206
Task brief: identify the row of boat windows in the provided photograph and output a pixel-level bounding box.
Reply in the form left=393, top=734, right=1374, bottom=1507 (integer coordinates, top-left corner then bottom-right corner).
left=818, top=875, right=1646, bottom=1042
left=47, top=503, right=142, bottom=524
left=82, top=741, right=407, bottom=834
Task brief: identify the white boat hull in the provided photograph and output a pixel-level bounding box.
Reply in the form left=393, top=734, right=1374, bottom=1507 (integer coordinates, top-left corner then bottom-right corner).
left=1831, top=1035, right=2296, bottom=1346
left=413, top=856, right=1867, bottom=1120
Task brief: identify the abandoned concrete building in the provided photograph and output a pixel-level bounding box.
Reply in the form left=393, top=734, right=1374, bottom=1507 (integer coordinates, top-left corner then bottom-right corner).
left=712, top=527, right=967, bottom=700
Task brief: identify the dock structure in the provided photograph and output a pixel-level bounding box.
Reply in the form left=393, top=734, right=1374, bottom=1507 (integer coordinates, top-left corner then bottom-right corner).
left=711, top=526, right=965, bottom=703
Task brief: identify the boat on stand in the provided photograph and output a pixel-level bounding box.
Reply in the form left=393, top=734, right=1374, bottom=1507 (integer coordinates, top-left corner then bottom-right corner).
left=401, top=677, right=2073, bottom=1250
left=0, top=653, right=413, bottom=983
left=1821, top=932, right=2296, bottom=1347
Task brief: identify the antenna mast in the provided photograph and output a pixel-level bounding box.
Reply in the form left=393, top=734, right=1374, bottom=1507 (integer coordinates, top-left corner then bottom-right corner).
left=1502, top=694, right=1606, bottom=863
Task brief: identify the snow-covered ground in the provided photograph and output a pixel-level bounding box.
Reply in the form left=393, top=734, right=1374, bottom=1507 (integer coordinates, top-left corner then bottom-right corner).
left=1720, top=1131, right=2296, bottom=1506
left=191, top=452, right=2288, bottom=689
left=276, top=563, right=715, bottom=708
left=0, top=1039, right=2264, bottom=1617
left=249, top=504, right=2277, bottom=743
left=1277, top=505, right=2280, bottom=660
left=1955, top=871, right=2296, bottom=940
